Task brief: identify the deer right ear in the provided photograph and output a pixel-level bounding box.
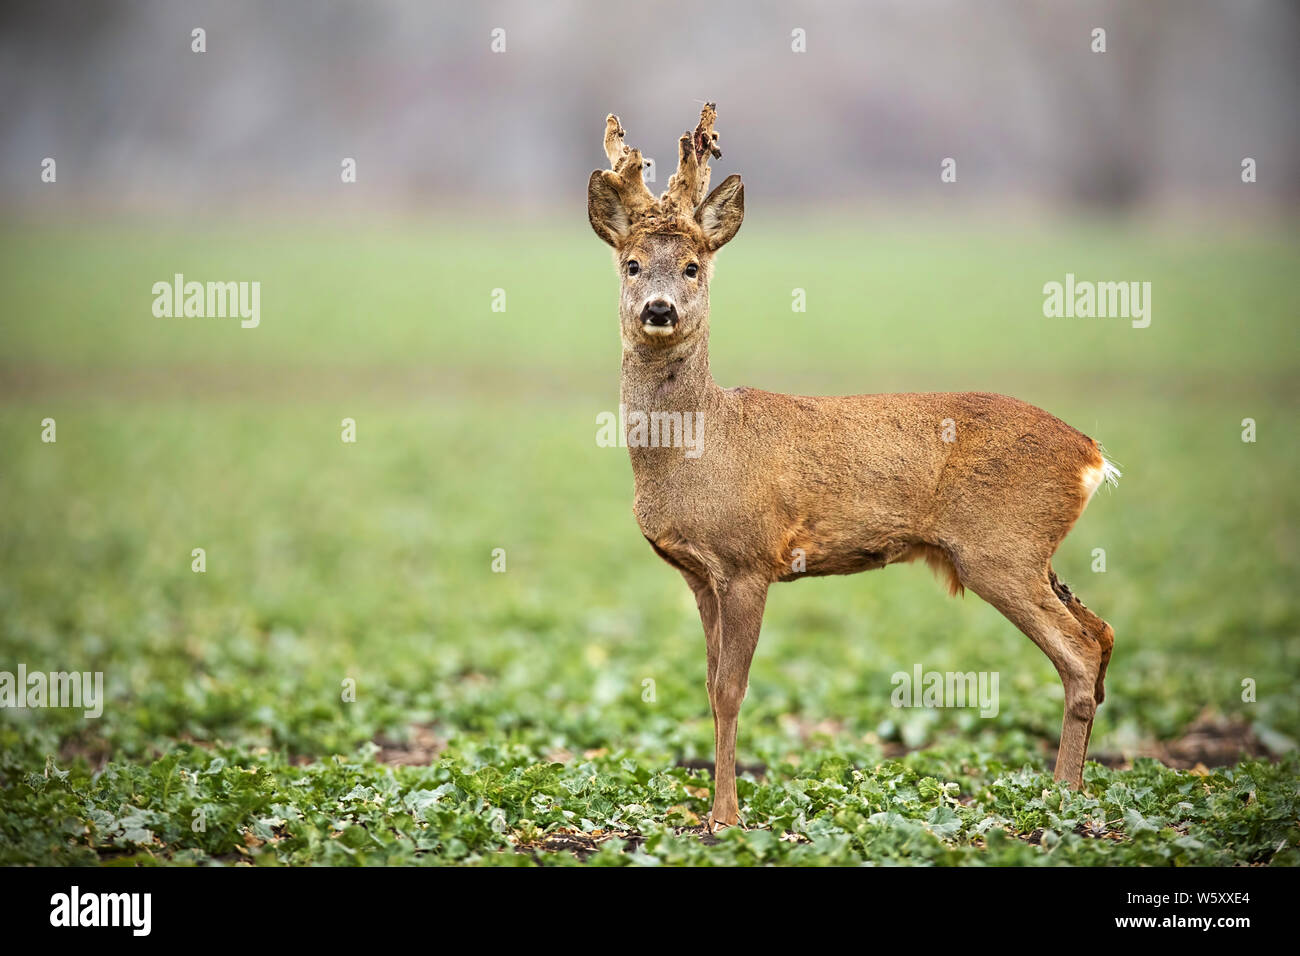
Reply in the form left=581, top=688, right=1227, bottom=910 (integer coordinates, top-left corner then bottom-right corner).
left=695, top=174, right=744, bottom=251
left=588, top=170, right=630, bottom=247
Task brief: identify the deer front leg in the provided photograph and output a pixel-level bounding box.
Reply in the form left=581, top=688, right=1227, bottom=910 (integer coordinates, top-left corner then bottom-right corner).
left=680, top=569, right=721, bottom=703
left=707, top=576, right=768, bottom=831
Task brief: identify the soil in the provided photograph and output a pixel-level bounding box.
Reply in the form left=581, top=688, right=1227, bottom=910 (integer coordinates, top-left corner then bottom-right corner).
left=1087, top=712, right=1275, bottom=771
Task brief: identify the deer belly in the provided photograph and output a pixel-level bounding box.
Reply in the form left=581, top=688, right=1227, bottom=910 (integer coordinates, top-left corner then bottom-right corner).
left=777, top=524, right=915, bottom=580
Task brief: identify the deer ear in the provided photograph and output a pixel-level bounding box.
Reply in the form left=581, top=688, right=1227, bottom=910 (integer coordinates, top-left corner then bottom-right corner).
left=588, top=170, right=631, bottom=247
left=695, top=174, right=744, bottom=251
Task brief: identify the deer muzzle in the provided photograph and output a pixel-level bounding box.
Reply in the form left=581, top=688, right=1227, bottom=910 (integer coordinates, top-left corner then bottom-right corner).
left=640, top=298, right=678, bottom=334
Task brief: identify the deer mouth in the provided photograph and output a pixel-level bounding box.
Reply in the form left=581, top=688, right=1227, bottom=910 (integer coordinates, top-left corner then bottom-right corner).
left=641, top=315, right=678, bottom=336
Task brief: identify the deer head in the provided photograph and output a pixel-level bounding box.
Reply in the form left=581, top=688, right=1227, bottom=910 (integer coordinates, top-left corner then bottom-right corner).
left=588, top=104, right=745, bottom=349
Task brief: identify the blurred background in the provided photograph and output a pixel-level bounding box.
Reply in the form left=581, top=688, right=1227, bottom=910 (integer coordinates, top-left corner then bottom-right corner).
left=0, top=0, right=1298, bottom=864
left=2, top=0, right=1298, bottom=216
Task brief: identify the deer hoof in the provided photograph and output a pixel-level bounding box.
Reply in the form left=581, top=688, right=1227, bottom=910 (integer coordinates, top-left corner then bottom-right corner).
left=707, top=811, right=742, bottom=834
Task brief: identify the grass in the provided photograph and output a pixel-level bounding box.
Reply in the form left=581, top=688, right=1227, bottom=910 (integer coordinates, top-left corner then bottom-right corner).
left=0, top=217, right=1297, bottom=865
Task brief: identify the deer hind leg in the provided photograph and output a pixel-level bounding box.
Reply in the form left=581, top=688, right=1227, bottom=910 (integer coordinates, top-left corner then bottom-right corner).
left=1047, top=569, right=1114, bottom=759
left=706, top=575, right=768, bottom=830
left=962, top=563, right=1103, bottom=789
left=1049, top=569, right=1114, bottom=708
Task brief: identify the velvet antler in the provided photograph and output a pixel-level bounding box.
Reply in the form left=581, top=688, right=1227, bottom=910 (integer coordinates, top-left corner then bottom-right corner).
left=661, top=102, right=722, bottom=216
left=595, top=113, right=658, bottom=224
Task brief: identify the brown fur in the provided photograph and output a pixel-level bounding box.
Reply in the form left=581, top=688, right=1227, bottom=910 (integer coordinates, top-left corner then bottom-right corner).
left=588, top=106, right=1118, bottom=829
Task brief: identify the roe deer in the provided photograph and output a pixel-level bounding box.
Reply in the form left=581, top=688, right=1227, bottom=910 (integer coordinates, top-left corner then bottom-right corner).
left=587, top=105, right=1119, bottom=830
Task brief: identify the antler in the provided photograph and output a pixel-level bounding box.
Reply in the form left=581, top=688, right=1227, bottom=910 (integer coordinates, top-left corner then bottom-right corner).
left=662, top=102, right=722, bottom=216
left=598, top=114, right=658, bottom=223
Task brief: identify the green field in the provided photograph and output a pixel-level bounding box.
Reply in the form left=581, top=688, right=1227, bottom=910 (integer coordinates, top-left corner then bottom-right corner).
left=1, top=219, right=1298, bottom=865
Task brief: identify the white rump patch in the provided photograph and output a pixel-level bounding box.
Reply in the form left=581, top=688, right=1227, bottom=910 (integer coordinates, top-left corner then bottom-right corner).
left=1080, top=453, right=1122, bottom=501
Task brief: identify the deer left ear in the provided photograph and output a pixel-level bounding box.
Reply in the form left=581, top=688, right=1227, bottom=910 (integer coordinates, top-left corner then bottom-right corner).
left=695, top=174, right=744, bottom=251
left=588, top=170, right=631, bottom=247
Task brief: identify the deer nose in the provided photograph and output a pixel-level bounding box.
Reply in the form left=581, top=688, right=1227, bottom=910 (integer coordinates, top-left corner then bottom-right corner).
left=641, top=299, right=678, bottom=327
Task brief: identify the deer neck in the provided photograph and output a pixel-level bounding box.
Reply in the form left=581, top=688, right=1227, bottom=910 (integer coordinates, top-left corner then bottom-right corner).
left=619, top=328, right=721, bottom=480
left=620, top=329, right=718, bottom=418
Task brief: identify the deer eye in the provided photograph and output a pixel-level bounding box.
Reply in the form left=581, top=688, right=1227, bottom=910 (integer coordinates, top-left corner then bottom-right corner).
left=626, top=259, right=640, bottom=276
left=684, top=262, right=699, bottom=279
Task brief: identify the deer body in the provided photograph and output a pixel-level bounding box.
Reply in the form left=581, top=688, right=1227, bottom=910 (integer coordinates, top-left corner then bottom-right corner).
left=592, top=106, right=1117, bottom=830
